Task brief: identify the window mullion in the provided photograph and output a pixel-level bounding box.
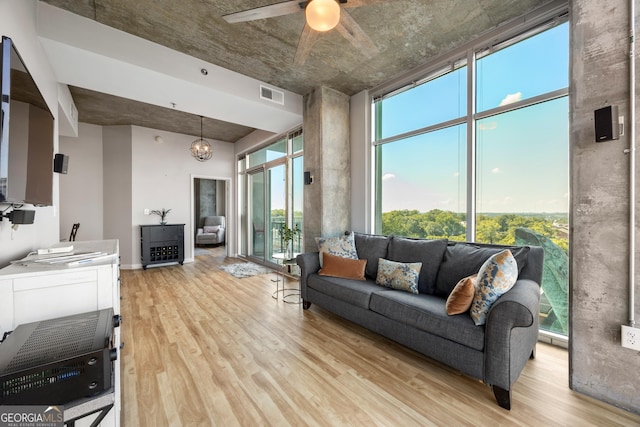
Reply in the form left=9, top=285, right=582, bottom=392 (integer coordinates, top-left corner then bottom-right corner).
left=466, top=49, right=477, bottom=242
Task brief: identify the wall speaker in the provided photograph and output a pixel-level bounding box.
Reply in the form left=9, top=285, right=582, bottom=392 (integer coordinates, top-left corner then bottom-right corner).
left=594, top=105, right=620, bottom=142
left=53, top=153, right=69, bottom=174
left=8, top=209, right=35, bottom=224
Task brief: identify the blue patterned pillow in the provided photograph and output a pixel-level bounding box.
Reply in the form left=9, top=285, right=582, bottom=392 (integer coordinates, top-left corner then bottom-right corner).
left=316, top=232, right=358, bottom=267
left=375, top=258, right=422, bottom=294
left=470, top=249, right=518, bottom=326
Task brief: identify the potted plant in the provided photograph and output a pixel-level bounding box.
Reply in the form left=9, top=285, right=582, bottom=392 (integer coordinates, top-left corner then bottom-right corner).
left=151, top=208, right=171, bottom=225
left=280, top=223, right=300, bottom=258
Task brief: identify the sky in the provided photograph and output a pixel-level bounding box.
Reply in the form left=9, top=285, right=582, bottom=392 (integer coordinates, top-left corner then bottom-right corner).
left=378, top=22, right=569, bottom=214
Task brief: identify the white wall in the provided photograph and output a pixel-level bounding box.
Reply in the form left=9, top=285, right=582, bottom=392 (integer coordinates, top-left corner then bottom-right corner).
left=103, top=126, right=133, bottom=266
left=58, top=123, right=235, bottom=268
left=131, top=126, right=234, bottom=268
left=59, top=123, right=103, bottom=241
left=0, top=0, right=60, bottom=267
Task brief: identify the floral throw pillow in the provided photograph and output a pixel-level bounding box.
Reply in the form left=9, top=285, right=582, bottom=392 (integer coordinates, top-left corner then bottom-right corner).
left=375, top=258, right=422, bottom=294
left=470, top=249, right=518, bottom=326
left=315, top=232, right=358, bottom=267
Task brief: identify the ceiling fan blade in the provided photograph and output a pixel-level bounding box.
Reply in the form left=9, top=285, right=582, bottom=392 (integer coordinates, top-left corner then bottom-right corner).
left=223, top=1, right=304, bottom=24
left=294, top=24, right=320, bottom=65
left=335, top=9, right=378, bottom=58
left=342, top=0, right=399, bottom=9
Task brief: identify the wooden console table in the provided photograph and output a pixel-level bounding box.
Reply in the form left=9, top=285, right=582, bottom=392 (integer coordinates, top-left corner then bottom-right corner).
left=140, top=224, right=185, bottom=269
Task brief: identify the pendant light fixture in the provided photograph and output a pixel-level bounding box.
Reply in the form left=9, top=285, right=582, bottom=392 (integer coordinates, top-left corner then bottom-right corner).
left=191, top=116, right=212, bottom=162
left=306, top=0, right=341, bottom=32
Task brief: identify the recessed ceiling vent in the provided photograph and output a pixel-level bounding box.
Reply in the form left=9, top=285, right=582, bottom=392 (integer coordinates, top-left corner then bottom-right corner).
left=260, top=85, right=284, bottom=105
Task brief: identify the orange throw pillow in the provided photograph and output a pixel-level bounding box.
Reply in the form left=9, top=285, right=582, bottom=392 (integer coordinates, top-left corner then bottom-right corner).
left=319, top=252, right=367, bottom=280
left=446, top=274, right=477, bottom=315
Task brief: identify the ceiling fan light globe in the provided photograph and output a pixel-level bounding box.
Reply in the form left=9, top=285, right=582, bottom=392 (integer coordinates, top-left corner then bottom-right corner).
left=306, top=0, right=340, bottom=32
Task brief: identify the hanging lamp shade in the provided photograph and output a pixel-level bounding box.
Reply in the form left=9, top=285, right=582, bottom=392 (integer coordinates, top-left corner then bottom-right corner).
left=306, top=0, right=340, bottom=32
left=191, top=116, right=213, bottom=161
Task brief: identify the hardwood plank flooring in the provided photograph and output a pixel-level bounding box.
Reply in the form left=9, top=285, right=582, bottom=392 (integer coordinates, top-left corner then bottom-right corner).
left=120, top=247, right=640, bottom=426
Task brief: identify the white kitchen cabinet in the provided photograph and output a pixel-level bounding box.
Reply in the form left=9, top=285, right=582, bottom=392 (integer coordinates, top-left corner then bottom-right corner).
left=0, top=240, right=121, bottom=427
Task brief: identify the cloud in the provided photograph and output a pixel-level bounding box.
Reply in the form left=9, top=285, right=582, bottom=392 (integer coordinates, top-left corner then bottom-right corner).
left=382, top=173, right=396, bottom=181
left=499, top=92, right=522, bottom=106
left=478, top=122, right=497, bottom=131
left=491, top=167, right=500, bottom=174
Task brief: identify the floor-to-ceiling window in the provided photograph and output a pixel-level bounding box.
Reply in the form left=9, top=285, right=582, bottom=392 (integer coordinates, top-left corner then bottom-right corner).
left=238, top=129, right=303, bottom=265
left=373, top=11, right=569, bottom=338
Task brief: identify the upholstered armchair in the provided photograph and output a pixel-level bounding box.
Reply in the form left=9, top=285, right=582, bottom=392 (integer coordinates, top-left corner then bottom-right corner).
left=196, top=215, right=225, bottom=246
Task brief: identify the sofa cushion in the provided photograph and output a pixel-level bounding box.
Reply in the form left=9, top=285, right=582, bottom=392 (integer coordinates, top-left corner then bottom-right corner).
left=354, top=232, right=390, bottom=280
left=434, top=243, right=530, bottom=297
left=369, top=291, right=484, bottom=351
left=316, top=232, right=358, bottom=267
left=470, top=249, right=518, bottom=326
left=319, top=252, right=367, bottom=280
left=387, top=237, right=447, bottom=294
left=376, top=258, right=421, bottom=294
left=446, top=274, right=477, bottom=315
left=203, top=225, right=220, bottom=233
left=307, top=274, right=386, bottom=309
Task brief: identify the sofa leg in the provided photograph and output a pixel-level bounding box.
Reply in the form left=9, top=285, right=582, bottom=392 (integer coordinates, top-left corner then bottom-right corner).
left=302, top=300, right=312, bottom=310
left=492, top=385, right=511, bottom=410
left=530, top=346, right=536, bottom=359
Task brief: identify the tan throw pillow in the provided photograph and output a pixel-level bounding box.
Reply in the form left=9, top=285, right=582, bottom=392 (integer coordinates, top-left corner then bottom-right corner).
left=446, top=274, right=477, bottom=315
left=319, top=252, right=367, bottom=280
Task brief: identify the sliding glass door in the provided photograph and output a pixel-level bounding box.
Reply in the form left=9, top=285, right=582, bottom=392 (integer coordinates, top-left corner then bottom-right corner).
left=267, top=163, right=286, bottom=261
left=239, top=129, right=304, bottom=265
left=248, top=170, right=265, bottom=257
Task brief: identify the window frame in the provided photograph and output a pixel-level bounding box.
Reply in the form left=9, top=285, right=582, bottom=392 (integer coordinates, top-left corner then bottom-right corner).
left=370, top=3, right=569, bottom=342
left=237, top=127, right=304, bottom=265
left=371, top=4, right=569, bottom=242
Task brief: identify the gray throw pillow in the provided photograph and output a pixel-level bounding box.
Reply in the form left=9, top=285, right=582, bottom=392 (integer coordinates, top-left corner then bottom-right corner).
left=353, top=232, right=391, bottom=280
left=434, top=243, right=530, bottom=297
left=387, top=237, right=447, bottom=294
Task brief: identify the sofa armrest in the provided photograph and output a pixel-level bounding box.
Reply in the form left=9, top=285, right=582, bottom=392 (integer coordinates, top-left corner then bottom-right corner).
left=197, top=228, right=204, bottom=235
left=296, top=252, right=320, bottom=300
left=484, top=278, right=541, bottom=390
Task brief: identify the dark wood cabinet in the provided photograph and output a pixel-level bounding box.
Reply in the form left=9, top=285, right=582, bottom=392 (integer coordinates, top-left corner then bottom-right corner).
left=140, top=224, right=185, bottom=269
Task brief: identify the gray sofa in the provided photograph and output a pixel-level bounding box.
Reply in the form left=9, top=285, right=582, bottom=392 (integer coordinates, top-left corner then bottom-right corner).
left=296, top=232, right=544, bottom=410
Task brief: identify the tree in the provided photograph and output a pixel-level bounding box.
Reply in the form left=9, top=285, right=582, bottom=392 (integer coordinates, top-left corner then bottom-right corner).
left=476, top=217, right=501, bottom=243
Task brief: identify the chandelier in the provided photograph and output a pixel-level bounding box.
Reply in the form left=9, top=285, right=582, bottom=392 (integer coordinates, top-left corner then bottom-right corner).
left=191, top=116, right=212, bottom=161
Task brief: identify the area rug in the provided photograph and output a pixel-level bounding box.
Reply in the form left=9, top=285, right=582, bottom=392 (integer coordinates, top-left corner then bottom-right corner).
left=220, top=262, right=272, bottom=278
left=194, top=247, right=213, bottom=256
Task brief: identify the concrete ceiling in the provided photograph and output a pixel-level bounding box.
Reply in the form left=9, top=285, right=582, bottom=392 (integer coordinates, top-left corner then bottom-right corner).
left=39, top=0, right=552, bottom=142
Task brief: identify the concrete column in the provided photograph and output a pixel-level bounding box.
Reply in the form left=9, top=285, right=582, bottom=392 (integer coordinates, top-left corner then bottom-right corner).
left=571, top=0, right=639, bottom=414
left=303, top=86, right=351, bottom=252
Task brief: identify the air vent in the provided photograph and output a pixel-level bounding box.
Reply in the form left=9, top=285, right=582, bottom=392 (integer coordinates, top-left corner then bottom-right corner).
left=260, top=85, right=284, bottom=105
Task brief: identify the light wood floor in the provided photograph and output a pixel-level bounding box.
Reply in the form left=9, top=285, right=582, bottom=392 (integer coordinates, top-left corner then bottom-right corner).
left=120, top=247, right=640, bottom=426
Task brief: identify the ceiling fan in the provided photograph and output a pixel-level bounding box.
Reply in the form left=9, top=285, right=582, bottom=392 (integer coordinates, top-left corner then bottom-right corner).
left=223, top=0, right=390, bottom=65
